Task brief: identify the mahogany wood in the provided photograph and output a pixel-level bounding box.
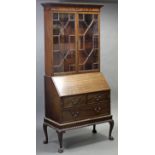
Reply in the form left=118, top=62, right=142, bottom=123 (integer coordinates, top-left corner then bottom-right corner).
left=52, top=72, right=110, bottom=97
left=42, top=3, right=114, bottom=153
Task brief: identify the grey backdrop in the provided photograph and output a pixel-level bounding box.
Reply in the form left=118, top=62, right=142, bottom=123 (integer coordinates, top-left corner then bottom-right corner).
left=36, top=0, right=118, bottom=154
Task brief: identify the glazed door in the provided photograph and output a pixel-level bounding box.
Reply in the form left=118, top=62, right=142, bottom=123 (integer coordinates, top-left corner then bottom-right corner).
left=52, top=13, right=76, bottom=74
left=78, top=13, right=100, bottom=72
left=52, top=12, right=100, bottom=75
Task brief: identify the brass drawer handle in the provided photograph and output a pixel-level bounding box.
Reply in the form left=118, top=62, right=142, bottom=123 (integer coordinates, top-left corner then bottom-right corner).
left=71, top=111, right=80, bottom=118
left=94, top=106, right=102, bottom=113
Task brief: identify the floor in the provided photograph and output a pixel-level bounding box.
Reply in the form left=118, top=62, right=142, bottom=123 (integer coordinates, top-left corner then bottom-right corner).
left=36, top=100, right=118, bottom=155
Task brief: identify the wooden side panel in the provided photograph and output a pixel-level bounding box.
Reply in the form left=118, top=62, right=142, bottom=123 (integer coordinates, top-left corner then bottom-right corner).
left=44, top=7, right=52, bottom=76
left=44, top=76, right=62, bottom=122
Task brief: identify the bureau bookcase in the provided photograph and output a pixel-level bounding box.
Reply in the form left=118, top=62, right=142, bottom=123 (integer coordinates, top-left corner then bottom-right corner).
left=42, top=3, right=114, bottom=153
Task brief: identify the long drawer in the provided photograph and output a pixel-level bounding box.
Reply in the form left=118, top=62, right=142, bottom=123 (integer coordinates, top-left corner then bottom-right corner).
left=62, top=103, right=110, bottom=122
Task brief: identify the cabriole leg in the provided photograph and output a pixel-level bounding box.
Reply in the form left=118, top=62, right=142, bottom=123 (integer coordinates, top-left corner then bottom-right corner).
left=43, top=123, right=48, bottom=144
left=92, top=124, right=97, bottom=134
left=56, top=131, right=65, bottom=153
left=109, top=120, right=114, bottom=140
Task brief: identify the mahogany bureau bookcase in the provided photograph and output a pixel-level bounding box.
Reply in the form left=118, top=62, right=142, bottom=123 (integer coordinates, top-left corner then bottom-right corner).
left=42, top=2, right=114, bottom=153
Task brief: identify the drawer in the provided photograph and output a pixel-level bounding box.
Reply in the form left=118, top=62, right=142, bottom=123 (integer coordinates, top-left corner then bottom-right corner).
left=87, top=91, right=110, bottom=105
left=62, top=95, right=86, bottom=109
left=62, top=103, right=110, bottom=123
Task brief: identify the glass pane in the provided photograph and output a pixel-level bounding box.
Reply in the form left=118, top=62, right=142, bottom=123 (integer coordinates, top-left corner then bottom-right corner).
left=94, top=35, right=98, bottom=48
left=70, top=36, right=75, bottom=50
left=79, top=36, right=84, bottom=49
left=53, top=36, right=59, bottom=50
left=69, top=14, right=75, bottom=20
left=78, top=14, right=99, bottom=71
left=53, top=13, right=76, bottom=73
left=85, top=14, right=92, bottom=25
left=94, top=14, right=98, bottom=20
left=79, top=14, right=84, bottom=21
left=53, top=13, right=58, bottom=20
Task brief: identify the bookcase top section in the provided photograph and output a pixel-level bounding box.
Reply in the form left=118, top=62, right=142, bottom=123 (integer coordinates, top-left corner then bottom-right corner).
left=52, top=72, right=110, bottom=97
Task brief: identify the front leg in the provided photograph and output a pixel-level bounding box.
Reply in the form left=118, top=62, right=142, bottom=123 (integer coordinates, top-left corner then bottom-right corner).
left=108, top=120, right=114, bottom=140
left=92, top=124, right=97, bottom=134
left=43, top=123, right=48, bottom=144
left=56, top=131, right=65, bottom=153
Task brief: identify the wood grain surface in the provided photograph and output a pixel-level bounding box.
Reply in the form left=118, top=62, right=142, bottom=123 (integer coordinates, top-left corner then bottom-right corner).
left=52, top=72, right=110, bottom=97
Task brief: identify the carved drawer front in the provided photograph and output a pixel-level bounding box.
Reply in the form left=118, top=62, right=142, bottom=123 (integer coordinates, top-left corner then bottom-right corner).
left=62, top=95, right=86, bottom=109
left=87, top=91, right=110, bottom=105
left=62, top=103, right=110, bottom=123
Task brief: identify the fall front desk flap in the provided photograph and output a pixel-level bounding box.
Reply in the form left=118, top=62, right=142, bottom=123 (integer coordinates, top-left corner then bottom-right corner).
left=52, top=72, right=110, bottom=97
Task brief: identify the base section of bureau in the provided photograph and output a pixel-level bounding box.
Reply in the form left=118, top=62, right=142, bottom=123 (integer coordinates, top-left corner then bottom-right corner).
left=43, top=115, right=114, bottom=153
